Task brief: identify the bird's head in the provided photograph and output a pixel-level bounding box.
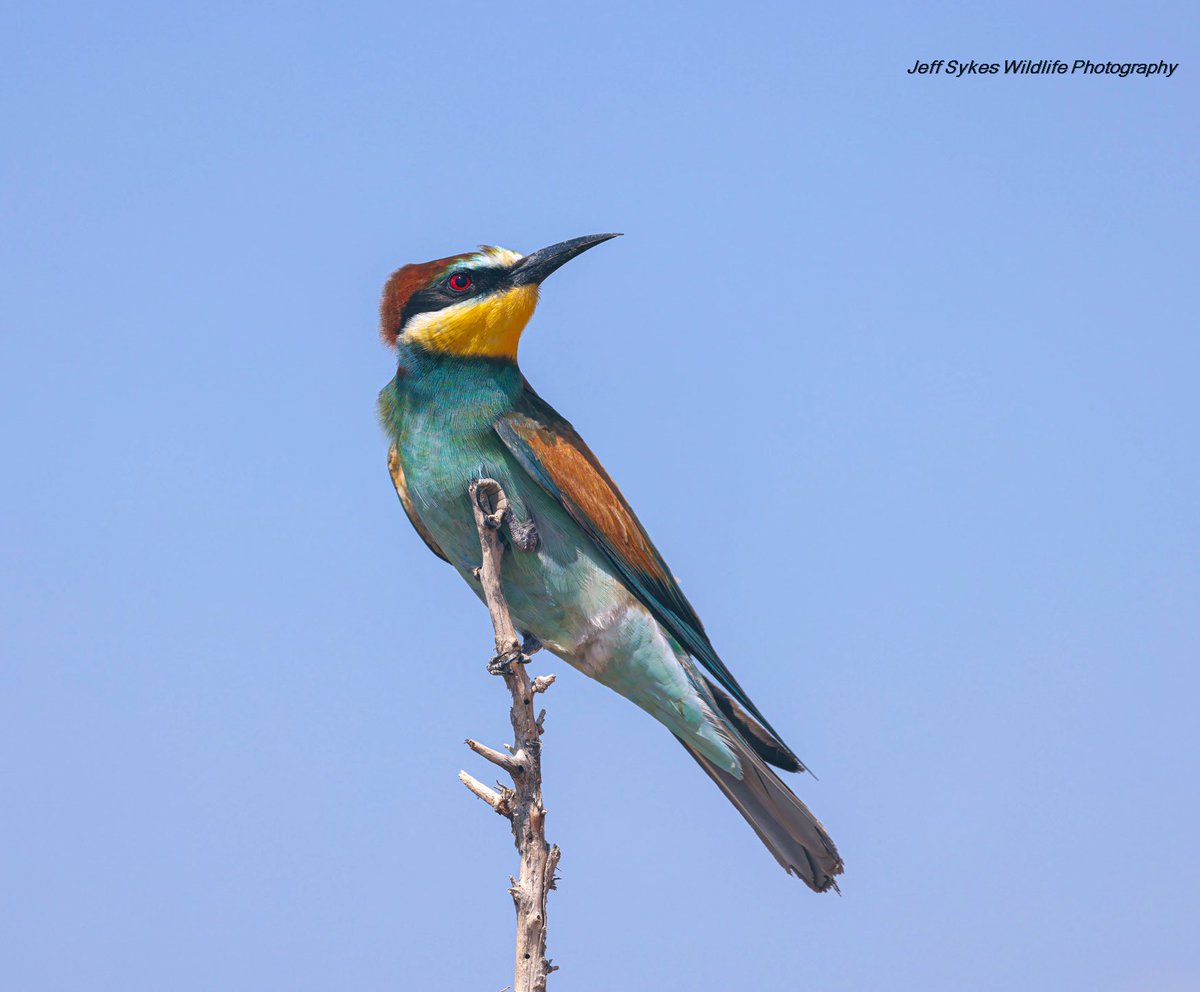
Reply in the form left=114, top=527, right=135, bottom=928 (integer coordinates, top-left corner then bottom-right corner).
left=379, top=234, right=620, bottom=360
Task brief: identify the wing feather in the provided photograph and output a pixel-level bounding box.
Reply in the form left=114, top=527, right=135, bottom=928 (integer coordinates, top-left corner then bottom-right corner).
left=387, top=444, right=450, bottom=563
left=494, top=383, right=789, bottom=748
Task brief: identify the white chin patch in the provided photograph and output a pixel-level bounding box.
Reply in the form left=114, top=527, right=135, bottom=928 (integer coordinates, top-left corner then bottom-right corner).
left=399, top=296, right=475, bottom=339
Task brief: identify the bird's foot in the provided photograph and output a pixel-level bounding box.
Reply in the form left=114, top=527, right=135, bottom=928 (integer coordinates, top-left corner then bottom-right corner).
left=487, top=649, right=527, bottom=676
left=508, top=515, right=539, bottom=551
left=487, top=634, right=540, bottom=675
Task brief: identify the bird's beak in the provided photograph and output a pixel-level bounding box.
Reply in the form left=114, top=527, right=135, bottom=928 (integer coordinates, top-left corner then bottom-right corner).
left=509, top=233, right=622, bottom=286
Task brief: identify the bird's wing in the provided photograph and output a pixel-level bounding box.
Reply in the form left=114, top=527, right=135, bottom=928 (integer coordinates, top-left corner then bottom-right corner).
left=387, top=444, right=450, bottom=563
left=494, top=383, right=780, bottom=736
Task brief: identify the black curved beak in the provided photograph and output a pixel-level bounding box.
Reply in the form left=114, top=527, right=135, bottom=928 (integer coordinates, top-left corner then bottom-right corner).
left=509, top=233, right=621, bottom=286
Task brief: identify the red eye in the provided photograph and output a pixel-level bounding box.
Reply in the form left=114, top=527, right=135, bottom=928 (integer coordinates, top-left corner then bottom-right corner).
left=448, top=273, right=472, bottom=292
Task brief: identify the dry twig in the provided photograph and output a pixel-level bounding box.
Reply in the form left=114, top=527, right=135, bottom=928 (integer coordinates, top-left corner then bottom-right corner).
left=461, top=478, right=560, bottom=992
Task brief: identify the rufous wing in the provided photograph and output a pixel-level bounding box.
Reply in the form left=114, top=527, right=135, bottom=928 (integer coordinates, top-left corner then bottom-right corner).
left=494, top=382, right=790, bottom=753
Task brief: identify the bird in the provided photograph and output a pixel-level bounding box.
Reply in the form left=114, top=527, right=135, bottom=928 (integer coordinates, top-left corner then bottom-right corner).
left=377, top=234, right=843, bottom=891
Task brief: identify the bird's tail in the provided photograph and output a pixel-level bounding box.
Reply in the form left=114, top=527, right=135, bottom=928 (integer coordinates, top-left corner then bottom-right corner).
left=679, top=731, right=844, bottom=892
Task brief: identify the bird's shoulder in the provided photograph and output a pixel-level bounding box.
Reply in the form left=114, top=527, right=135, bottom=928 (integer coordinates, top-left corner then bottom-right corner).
left=496, top=381, right=667, bottom=575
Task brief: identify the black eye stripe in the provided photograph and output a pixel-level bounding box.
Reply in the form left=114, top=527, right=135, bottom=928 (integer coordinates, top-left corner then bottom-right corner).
left=399, top=266, right=510, bottom=329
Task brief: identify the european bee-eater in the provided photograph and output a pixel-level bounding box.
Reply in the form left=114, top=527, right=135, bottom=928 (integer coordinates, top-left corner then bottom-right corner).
left=377, top=235, right=843, bottom=891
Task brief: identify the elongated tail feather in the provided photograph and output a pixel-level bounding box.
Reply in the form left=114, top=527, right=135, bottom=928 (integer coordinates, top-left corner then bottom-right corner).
left=680, top=733, right=844, bottom=892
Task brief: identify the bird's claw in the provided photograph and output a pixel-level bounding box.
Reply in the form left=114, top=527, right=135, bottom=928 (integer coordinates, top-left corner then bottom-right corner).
left=487, top=634, right=540, bottom=674
left=487, top=650, right=527, bottom=676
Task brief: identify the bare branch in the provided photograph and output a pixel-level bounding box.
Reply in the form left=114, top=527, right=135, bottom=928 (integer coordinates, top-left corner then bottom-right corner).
left=466, top=738, right=523, bottom=775
left=464, top=478, right=560, bottom=992
left=459, top=770, right=512, bottom=817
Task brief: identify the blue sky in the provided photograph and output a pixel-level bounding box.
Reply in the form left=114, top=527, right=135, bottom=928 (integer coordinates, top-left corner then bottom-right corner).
left=1, top=1, right=1196, bottom=989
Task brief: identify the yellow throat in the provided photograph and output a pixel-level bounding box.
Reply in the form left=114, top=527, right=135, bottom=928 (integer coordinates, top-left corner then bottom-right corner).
left=403, top=283, right=540, bottom=360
